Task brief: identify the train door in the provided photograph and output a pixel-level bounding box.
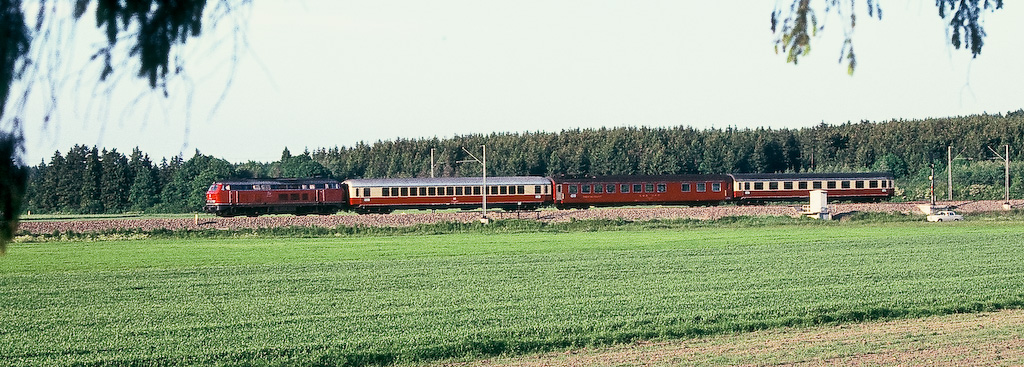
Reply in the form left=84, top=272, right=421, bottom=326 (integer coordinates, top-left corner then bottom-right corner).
left=556, top=184, right=564, bottom=201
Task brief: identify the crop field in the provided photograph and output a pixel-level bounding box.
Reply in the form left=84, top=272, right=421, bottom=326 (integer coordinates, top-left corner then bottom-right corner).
left=1, top=220, right=1024, bottom=366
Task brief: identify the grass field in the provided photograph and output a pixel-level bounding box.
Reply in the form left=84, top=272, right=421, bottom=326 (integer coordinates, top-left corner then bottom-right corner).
left=1, top=220, right=1023, bottom=366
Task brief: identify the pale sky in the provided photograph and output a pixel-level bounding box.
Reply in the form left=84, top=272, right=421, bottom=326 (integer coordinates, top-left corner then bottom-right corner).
left=11, top=1, right=1024, bottom=164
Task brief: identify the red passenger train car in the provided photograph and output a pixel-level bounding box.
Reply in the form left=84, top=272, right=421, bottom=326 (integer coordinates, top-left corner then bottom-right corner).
left=343, top=176, right=553, bottom=214
left=552, top=175, right=733, bottom=209
left=203, top=178, right=346, bottom=216
left=729, top=172, right=894, bottom=202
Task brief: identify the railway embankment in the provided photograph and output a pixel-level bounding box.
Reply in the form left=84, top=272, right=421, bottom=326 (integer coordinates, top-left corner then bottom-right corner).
left=16, top=200, right=1022, bottom=234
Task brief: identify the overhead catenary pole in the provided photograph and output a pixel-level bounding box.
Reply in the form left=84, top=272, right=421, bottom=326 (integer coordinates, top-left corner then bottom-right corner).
left=430, top=148, right=435, bottom=178
left=458, top=145, right=488, bottom=221
left=987, top=145, right=1011, bottom=206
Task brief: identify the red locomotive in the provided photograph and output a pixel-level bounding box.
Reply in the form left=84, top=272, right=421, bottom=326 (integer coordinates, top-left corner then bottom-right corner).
left=203, top=178, right=346, bottom=217
left=203, top=172, right=895, bottom=216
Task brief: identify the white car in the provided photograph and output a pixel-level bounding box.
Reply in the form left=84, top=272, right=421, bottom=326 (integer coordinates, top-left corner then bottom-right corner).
left=927, top=210, right=964, bottom=222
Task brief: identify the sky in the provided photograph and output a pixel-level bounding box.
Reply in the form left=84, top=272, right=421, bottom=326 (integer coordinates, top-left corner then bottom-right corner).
left=11, top=1, right=1024, bottom=164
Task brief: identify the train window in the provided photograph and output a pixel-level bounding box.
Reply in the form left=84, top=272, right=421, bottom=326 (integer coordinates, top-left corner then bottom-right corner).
left=769, top=182, right=778, bottom=190
left=633, top=184, right=642, bottom=193
left=279, top=194, right=288, bottom=201
left=841, top=181, right=850, bottom=189
left=754, top=182, right=764, bottom=190
left=472, top=187, right=479, bottom=195
left=456, top=187, right=463, bottom=195
left=657, top=184, right=666, bottom=193
left=362, top=188, right=369, bottom=197
left=490, top=186, right=498, bottom=195
left=303, top=193, right=309, bottom=200
left=426, top=187, right=434, bottom=196
left=798, top=182, right=808, bottom=190
left=811, top=181, right=821, bottom=189
left=581, top=185, right=590, bottom=194
left=419, top=187, right=427, bottom=196
left=534, top=185, right=541, bottom=194
left=869, top=180, right=879, bottom=188
left=545, top=186, right=550, bottom=194
left=411, top=188, right=419, bottom=196
left=682, top=183, right=691, bottom=192
left=382, top=187, right=390, bottom=197
left=401, top=187, right=409, bottom=196
left=392, top=188, right=400, bottom=196
left=501, top=186, right=508, bottom=195
left=443, top=187, right=451, bottom=195
left=621, top=184, right=630, bottom=193
left=697, top=183, right=706, bottom=192
left=606, top=184, right=615, bottom=193
left=855, top=181, right=865, bottom=189
left=712, top=183, right=721, bottom=192
left=568, top=185, right=578, bottom=194
left=827, top=181, right=837, bottom=189
left=517, top=186, right=525, bottom=194
left=594, top=184, right=604, bottom=193
left=645, top=184, right=654, bottom=193
left=783, top=182, right=793, bottom=190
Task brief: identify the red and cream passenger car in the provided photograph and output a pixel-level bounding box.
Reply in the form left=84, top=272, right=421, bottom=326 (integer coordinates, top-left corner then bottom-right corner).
left=551, top=175, right=734, bottom=209
left=343, top=176, right=553, bottom=214
left=203, top=178, right=346, bottom=216
left=728, top=172, right=894, bottom=202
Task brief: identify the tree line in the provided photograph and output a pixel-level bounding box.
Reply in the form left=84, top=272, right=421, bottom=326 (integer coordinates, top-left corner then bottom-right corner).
left=21, top=111, right=1024, bottom=214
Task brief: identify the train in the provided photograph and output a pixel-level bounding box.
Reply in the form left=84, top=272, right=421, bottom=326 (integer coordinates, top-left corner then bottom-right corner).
left=204, top=172, right=895, bottom=217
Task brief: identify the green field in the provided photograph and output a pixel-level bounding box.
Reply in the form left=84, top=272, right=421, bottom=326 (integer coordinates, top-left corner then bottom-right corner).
left=2, top=220, right=1023, bottom=366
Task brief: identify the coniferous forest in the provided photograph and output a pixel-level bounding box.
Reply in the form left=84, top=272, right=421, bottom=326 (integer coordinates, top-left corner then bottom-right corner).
left=21, top=111, right=1024, bottom=214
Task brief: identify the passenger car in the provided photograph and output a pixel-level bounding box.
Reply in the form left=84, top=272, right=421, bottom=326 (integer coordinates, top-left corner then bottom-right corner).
left=927, top=210, right=964, bottom=222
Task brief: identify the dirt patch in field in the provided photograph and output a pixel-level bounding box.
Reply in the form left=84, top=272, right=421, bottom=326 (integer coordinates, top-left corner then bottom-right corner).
left=16, top=200, right=1022, bottom=234
left=441, top=309, right=1024, bottom=367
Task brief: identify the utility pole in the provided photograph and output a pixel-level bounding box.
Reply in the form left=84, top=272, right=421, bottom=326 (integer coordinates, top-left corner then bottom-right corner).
left=947, top=146, right=952, bottom=200
left=929, top=163, right=936, bottom=207
left=458, top=145, right=488, bottom=223
left=430, top=148, right=435, bottom=178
